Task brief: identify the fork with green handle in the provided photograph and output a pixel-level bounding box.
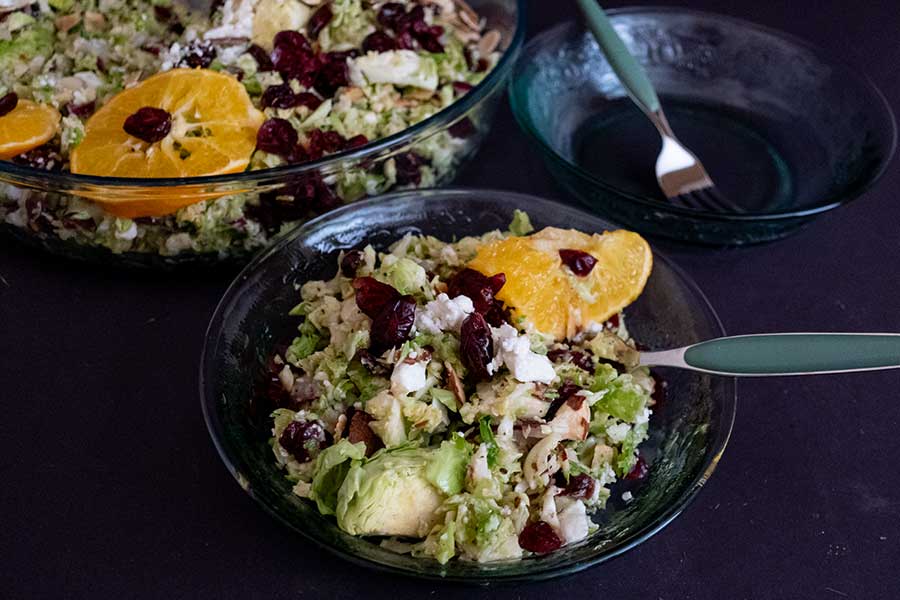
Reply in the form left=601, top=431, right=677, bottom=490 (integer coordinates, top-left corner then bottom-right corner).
left=636, top=333, right=900, bottom=376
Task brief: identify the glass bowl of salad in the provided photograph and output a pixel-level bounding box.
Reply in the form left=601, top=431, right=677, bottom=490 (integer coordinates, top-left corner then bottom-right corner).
left=201, top=188, right=736, bottom=582
left=0, top=0, right=523, bottom=268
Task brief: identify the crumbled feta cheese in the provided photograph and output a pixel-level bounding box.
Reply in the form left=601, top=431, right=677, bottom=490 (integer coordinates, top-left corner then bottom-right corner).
left=164, top=232, right=193, bottom=254
left=390, top=359, right=428, bottom=396
left=488, top=323, right=556, bottom=384
left=605, top=422, right=631, bottom=444
left=415, top=293, right=474, bottom=334
left=114, top=220, right=138, bottom=241
left=556, top=497, right=589, bottom=543
left=622, top=491, right=634, bottom=503
left=351, top=50, right=439, bottom=90
left=204, top=0, right=257, bottom=40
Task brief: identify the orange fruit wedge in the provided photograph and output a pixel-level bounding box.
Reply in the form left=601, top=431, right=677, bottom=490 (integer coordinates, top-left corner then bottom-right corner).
left=70, top=69, right=265, bottom=218
left=0, top=100, right=60, bottom=160
left=467, top=227, right=653, bottom=340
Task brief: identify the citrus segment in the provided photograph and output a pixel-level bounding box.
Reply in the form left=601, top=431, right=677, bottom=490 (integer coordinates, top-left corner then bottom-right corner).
left=468, top=227, right=653, bottom=340
left=0, top=100, right=60, bottom=159
left=70, top=69, right=265, bottom=217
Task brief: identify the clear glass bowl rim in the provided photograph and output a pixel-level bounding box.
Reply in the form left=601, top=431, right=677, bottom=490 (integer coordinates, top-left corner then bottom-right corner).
left=199, top=187, right=738, bottom=583
left=0, top=0, right=526, bottom=190
left=508, top=6, right=898, bottom=222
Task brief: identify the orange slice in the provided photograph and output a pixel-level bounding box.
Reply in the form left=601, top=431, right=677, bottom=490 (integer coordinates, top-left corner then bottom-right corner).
left=468, top=227, right=653, bottom=340
left=71, top=69, right=265, bottom=218
left=0, top=100, right=60, bottom=159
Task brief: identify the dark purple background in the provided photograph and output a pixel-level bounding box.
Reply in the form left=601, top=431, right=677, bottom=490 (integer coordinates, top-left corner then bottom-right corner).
left=2, top=1, right=899, bottom=597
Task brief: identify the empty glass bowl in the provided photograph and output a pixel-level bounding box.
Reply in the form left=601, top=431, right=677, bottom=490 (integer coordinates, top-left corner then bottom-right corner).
left=201, top=188, right=736, bottom=582
left=0, top=0, right=524, bottom=269
left=509, top=8, right=896, bottom=245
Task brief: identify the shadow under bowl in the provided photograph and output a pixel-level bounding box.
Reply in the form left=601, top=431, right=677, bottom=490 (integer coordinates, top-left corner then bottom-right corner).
left=509, top=8, right=897, bottom=245
left=200, top=188, right=736, bottom=582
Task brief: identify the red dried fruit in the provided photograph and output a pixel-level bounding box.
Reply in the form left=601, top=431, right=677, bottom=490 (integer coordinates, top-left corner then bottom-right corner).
left=123, top=107, right=172, bottom=143
left=247, top=44, right=274, bottom=71
left=260, top=83, right=296, bottom=109
left=546, top=382, right=583, bottom=420
left=393, top=152, right=425, bottom=185
left=370, top=295, right=417, bottom=353
left=560, top=473, right=596, bottom=500
left=352, top=276, right=401, bottom=318
left=347, top=410, right=383, bottom=456
left=12, top=144, right=63, bottom=171
left=306, top=128, right=346, bottom=159
left=362, top=31, right=397, bottom=53
left=487, top=272, right=506, bottom=294
left=343, top=134, right=369, bottom=150
left=447, top=268, right=498, bottom=314
left=452, top=81, right=473, bottom=94
left=271, top=31, right=317, bottom=82
left=341, top=249, right=365, bottom=277
left=625, top=454, right=649, bottom=480
left=273, top=30, right=312, bottom=54
left=395, top=30, right=416, bottom=50
left=354, top=348, right=390, bottom=376
left=278, top=420, right=330, bottom=463
left=179, top=41, right=216, bottom=68
left=256, top=118, right=299, bottom=157
left=314, top=53, right=350, bottom=97
left=559, top=249, right=598, bottom=277
left=547, top=349, right=594, bottom=373
left=449, top=116, right=476, bottom=139
left=460, top=313, right=493, bottom=381
left=377, top=2, right=406, bottom=29
left=307, top=3, right=333, bottom=39
left=606, top=313, right=620, bottom=329
left=66, top=100, right=96, bottom=118
left=0, top=92, right=18, bottom=117
left=518, top=521, right=563, bottom=554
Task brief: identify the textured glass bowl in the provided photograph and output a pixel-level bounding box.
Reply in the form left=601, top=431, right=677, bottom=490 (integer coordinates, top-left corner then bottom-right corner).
left=200, top=188, right=736, bottom=582
left=509, top=8, right=897, bottom=245
left=0, top=0, right=524, bottom=270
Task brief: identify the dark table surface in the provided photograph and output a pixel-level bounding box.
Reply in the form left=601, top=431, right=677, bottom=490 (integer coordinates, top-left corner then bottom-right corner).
left=3, top=1, right=899, bottom=598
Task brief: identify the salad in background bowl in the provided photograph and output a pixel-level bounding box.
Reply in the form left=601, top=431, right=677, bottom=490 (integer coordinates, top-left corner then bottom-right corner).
left=201, top=189, right=736, bottom=581
left=0, top=0, right=523, bottom=266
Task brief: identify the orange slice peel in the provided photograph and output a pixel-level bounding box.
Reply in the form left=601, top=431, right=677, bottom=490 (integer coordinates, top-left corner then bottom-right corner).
left=0, top=99, right=60, bottom=160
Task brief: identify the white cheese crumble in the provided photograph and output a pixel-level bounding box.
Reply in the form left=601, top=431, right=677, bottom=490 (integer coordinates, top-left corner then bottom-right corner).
left=350, top=50, right=439, bottom=90
left=390, top=359, right=429, bottom=396
left=605, top=422, right=631, bottom=444
left=556, top=497, right=589, bottom=543
left=622, top=491, right=634, bottom=503
left=414, top=293, right=474, bottom=334
left=488, top=323, right=556, bottom=384
left=204, top=0, right=257, bottom=40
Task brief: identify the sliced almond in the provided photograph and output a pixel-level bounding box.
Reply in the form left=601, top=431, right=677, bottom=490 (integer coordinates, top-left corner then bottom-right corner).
left=55, top=13, right=82, bottom=33
left=445, top=361, right=466, bottom=407
left=83, top=11, right=106, bottom=33
left=299, top=0, right=324, bottom=5
left=342, top=86, right=365, bottom=102
left=458, top=9, right=481, bottom=32
left=453, top=0, right=479, bottom=25
left=404, top=87, right=436, bottom=101
left=478, top=29, right=501, bottom=56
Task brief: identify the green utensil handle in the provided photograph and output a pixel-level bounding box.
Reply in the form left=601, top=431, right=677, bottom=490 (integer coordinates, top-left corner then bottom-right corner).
left=683, top=334, right=900, bottom=375
left=575, top=0, right=661, bottom=114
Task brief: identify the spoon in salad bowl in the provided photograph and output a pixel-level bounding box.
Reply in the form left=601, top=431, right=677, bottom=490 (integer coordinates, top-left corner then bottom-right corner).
left=624, top=333, right=900, bottom=376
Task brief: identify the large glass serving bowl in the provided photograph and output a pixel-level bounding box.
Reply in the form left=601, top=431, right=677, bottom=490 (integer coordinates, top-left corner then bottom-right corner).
left=0, top=0, right=524, bottom=269
left=509, top=8, right=896, bottom=245
left=200, top=188, right=737, bottom=582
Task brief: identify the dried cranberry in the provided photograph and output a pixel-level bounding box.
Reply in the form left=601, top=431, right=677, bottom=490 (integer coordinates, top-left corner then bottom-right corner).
left=247, top=44, right=274, bottom=71
left=447, top=268, right=499, bottom=314
left=559, top=249, right=598, bottom=276
left=66, top=100, right=96, bottom=118
left=518, top=521, right=563, bottom=554
left=278, top=420, right=330, bottom=462
left=346, top=410, right=383, bottom=456
left=417, top=30, right=444, bottom=53
left=393, top=152, right=425, bottom=185
left=272, top=31, right=317, bottom=82
left=123, top=107, right=172, bottom=143
left=341, top=249, right=365, bottom=277
left=352, top=276, right=401, bottom=318
left=606, top=313, right=620, bottom=329
left=560, top=473, right=596, bottom=500
left=452, top=81, right=474, bottom=94
left=343, top=134, right=369, bottom=150
left=449, top=117, right=476, bottom=139
left=377, top=2, right=406, bottom=29
left=0, top=92, right=18, bottom=117
left=459, top=313, right=493, bottom=381
left=395, top=30, right=416, bottom=50
left=261, top=83, right=292, bottom=109
left=306, top=128, right=346, bottom=159
left=153, top=5, right=173, bottom=22
left=362, top=31, right=397, bottom=53
left=314, top=53, right=350, bottom=97
left=256, top=118, right=299, bottom=157
left=293, top=172, right=341, bottom=213
left=307, top=3, right=333, bottom=39
left=475, top=58, right=489, bottom=72
left=548, top=349, right=594, bottom=373
left=370, top=295, right=417, bottom=353
left=12, top=144, right=63, bottom=171
left=625, top=454, right=649, bottom=480
left=180, top=41, right=216, bottom=68
left=488, top=272, right=506, bottom=294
